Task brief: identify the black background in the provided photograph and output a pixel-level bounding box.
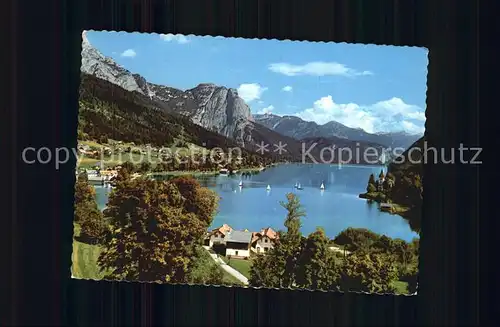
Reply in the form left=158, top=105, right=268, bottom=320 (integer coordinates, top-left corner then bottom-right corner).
left=3, top=0, right=488, bottom=326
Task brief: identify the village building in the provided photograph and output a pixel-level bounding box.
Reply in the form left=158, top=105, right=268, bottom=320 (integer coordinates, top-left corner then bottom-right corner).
left=204, top=224, right=277, bottom=258
left=225, top=230, right=253, bottom=258
left=250, top=227, right=278, bottom=254
left=205, top=224, right=233, bottom=247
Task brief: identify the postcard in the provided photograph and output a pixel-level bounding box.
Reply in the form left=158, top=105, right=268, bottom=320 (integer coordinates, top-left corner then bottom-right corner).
left=72, top=31, right=427, bottom=295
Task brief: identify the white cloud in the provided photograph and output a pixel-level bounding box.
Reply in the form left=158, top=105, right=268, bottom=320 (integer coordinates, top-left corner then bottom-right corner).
left=237, top=83, right=268, bottom=103
left=120, top=49, right=136, bottom=58
left=295, top=96, right=425, bottom=134
left=282, top=85, right=293, bottom=92
left=257, top=105, right=275, bottom=114
left=269, top=61, right=373, bottom=77
left=159, top=34, right=190, bottom=44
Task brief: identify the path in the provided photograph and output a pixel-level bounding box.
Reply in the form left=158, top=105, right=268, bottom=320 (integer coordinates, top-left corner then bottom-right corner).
left=203, top=246, right=249, bottom=285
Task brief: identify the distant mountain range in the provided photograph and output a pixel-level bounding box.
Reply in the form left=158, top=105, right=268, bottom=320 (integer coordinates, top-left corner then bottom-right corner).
left=254, top=113, right=422, bottom=150
left=79, top=33, right=421, bottom=164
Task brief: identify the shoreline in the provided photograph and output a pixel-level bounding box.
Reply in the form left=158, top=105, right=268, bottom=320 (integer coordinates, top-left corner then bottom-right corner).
left=358, top=191, right=419, bottom=236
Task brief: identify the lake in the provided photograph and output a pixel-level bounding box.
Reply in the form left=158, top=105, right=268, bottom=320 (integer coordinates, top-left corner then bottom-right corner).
left=94, top=164, right=419, bottom=242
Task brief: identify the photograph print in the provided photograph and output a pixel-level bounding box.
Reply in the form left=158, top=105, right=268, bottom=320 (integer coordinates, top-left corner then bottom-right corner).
left=72, top=31, right=427, bottom=295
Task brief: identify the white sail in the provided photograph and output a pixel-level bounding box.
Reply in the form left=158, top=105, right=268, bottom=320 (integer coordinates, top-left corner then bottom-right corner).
left=266, top=185, right=271, bottom=191
left=238, top=180, right=243, bottom=187
left=320, top=183, right=325, bottom=190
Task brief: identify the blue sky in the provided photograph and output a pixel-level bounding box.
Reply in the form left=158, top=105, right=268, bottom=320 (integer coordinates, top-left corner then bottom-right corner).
left=85, top=31, right=428, bottom=135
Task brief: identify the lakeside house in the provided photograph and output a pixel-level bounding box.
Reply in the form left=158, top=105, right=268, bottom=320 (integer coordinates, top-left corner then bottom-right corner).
left=225, top=230, right=253, bottom=258
left=250, top=227, right=278, bottom=254
left=206, top=224, right=233, bottom=247
left=204, top=224, right=278, bottom=258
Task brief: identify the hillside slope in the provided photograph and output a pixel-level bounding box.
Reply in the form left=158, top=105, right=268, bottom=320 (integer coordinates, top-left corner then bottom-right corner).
left=78, top=73, right=269, bottom=163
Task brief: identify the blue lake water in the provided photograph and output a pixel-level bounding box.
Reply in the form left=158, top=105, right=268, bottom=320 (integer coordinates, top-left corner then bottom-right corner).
left=94, top=164, right=419, bottom=242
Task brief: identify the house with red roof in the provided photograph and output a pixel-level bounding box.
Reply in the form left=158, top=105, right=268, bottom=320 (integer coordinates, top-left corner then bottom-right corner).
left=204, top=223, right=233, bottom=248
left=250, top=227, right=278, bottom=254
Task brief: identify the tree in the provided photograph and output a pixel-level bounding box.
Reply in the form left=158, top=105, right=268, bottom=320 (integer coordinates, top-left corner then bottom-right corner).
left=120, top=161, right=136, bottom=174
left=249, top=193, right=306, bottom=289
left=154, top=162, right=170, bottom=172
left=74, top=173, right=107, bottom=244
left=340, top=252, right=398, bottom=294
left=277, top=193, right=306, bottom=288
left=74, top=173, right=95, bottom=220
left=368, top=173, right=376, bottom=188
left=333, top=228, right=380, bottom=252
left=79, top=206, right=108, bottom=244
left=367, top=183, right=377, bottom=193
left=400, top=265, right=418, bottom=294
left=379, top=170, right=385, bottom=180
left=139, top=161, right=152, bottom=173
left=187, top=246, right=225, bottom=285
left=98, top=177, right=216, bottom=283
left=249, top=250, right=284, bottom=287
left=295, top=227, right=340, bottom=291
left=170, top=176, right=219, bottom=226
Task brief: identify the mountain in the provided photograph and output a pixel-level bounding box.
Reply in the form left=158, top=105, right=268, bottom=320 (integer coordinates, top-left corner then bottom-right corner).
left=80, top=33, right=391, bottom=164
left=81, top=33, right=252, bottom=146
left=253, top=113, right=422, bottom=150
left=301, top=137, right=386, bottom=164
left=78, top=73, right=255, bottom=155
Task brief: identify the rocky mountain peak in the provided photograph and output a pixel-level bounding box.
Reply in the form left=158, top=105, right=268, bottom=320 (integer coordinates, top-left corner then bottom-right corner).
left=80, top=34, right=145, bottom=96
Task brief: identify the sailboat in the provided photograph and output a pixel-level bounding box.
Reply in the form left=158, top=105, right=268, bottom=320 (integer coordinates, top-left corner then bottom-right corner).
left=266, top=185, right=271, bottom=191
left=294, top=181, right=299, bottom=188
left=296, top=183, right=303, bottom=190
left=238, top=180, right=243, bottom=187
left=320, top=182, right=325, bottom=190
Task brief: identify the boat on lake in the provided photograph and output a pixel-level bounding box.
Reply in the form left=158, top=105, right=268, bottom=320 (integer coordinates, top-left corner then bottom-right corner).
left=266, top=185, right=271, bottom=191
left=238, top=180, right=243, bottom=187
left=320, top=182, right=325, bottom=190
left=296, top=183, right=303, bottom=190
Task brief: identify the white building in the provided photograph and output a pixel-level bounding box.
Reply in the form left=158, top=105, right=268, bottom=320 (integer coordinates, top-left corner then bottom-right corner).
left=225, top=230, right=253, bottom=258
left=250, top=227, right=278, bottom=254
left=206, top=224, right=233, bottom=248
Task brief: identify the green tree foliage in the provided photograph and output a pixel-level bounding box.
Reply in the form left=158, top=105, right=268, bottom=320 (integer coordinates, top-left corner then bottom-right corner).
left=154, top=162, right=170, bottom=172
left=366, top=173, right=377, bottom=193
left=74, top=173, right=95, bottom=218
left=333, top=228, right=380, bottom=252
left=249, top=193, right=305, bottom=289
left=379, top=169, right=385, bottom=180
left=74, top=173, right=107, bottom=244
left=340, top=252, right=398, bottom=293
left=98, top=176, right=218, bottom=283
left=120, top=161, right=136, bottom=174
left=139, top=161, right=152, bottom=173
left=170, top=176, right=219, bottom=226
left=295, top=228, right=340, bottom=291
left=278, top=193, right=306, bottom=288
left=186, top=246, right=225, bottom=285
left=248, top=198, right=419, bottom=294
